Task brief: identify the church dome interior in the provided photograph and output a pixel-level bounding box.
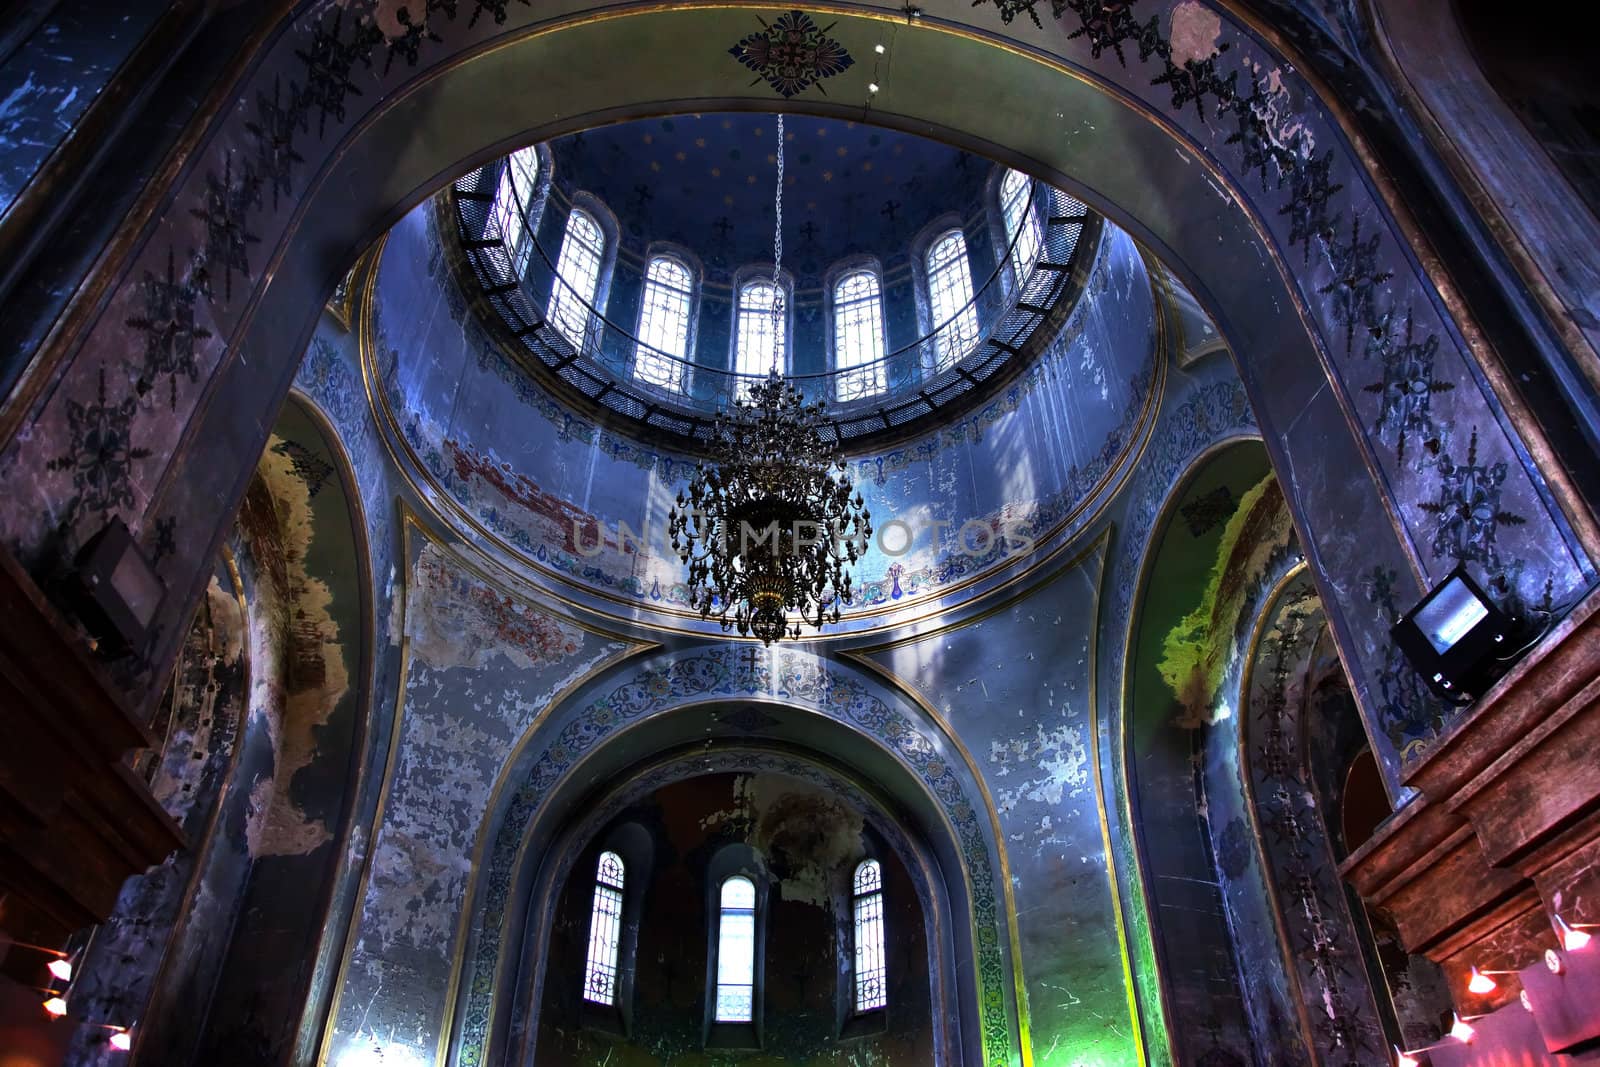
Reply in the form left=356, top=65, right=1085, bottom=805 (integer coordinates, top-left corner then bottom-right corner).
left=1, top=5, right=1598, bottom=1067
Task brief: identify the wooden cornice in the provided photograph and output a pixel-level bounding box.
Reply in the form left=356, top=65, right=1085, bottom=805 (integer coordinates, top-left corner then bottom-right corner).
left=0, top=544, right=184, bottom=940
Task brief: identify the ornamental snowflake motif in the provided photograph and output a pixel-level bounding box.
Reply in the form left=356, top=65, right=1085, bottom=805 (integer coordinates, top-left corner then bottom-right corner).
left=728, top=11, right=854, bottom=99
left=1419, top=429, right=1526, bottom=567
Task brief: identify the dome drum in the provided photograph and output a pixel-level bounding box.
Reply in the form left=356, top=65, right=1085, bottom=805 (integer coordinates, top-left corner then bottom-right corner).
left=443, top=123, right=1101, bottom=451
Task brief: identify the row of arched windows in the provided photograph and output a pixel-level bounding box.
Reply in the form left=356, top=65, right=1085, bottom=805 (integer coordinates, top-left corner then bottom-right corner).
left=578, top=852, right=889, bottom=1021
left=488, top=147, right=1047, bottom=401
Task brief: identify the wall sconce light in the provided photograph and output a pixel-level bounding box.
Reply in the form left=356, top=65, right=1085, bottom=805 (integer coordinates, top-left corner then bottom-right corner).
left=1394, top=1046, right=1421, bottom=1067
left=1448, top=1012, right=1476, bottom=1043
left=1391, top=565, right=1515, bottom=703
left=1466, top=965, right=1519, bottom=994
left=42, top=996, right=68, bottom=1018
left=68, top=517, right=166, bottom=655
left=108, top=1027, right=132, bottom=1051
left=5, top=940, right=75, bottom=982
left=1554, top=914, right=1592, bottom=951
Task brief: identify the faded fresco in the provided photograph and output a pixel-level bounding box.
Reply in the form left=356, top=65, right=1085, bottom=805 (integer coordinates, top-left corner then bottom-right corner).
left=367, top=208, right=1158, bottom=630
left=864, top=540, right=1138, bottom=1066
left=327, top=527, right=630, bottom=1063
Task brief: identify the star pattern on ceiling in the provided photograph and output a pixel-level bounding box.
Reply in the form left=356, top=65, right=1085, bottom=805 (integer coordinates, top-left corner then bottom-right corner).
left=728, top=10, right=854, bottom=98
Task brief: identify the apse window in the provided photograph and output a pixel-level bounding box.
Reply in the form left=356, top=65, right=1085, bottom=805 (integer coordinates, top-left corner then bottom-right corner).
left=582, top=851, right=626, bottom=1005
left=852, top=859, right=888, bottom=1012
left=549, top=208, right=605, bottom=349
left=715, top=876, right=757, bottom=1022
left=489, top=147, right=540, bottom=278
left=734, top=281, right=788, bottom=397
left=833, top=270, right=888, bottom=402
left=926, top=230, right=981, bottom=372
left=1000, top=168, right=1043, bottom=288
left=635, top=256, right=694, bottom=392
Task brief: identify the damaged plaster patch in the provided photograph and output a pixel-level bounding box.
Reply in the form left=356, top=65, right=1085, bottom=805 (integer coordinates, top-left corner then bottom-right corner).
left=705, top=774, right=866, bottom=907
left=240, top=437, right=348, bottom=857
left=1168, top=2, right=1223, bottom=64
left=336, top=534, right=625, bottom=1027
left=406, top=540, right=584, bottom=671
left=149, top=574, right=246, bottom=822
left=988, top=716, right=1090, bottom=815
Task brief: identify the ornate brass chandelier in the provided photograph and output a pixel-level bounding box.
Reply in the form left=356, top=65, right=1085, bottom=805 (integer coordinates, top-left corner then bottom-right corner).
left=666, top=115, right=872, bottom=644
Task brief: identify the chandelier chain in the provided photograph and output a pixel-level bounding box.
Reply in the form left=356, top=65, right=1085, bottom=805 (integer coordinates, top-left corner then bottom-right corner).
left=665, top=111, right=869, bottom=645
left=771, top=113, right=785, bottom=374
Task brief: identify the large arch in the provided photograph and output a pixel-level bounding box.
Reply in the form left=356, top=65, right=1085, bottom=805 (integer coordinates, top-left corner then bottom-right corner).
left=0, top=2, right=1591, bottom=813
left=429, top=645, right=1014, bottom=1067
left=513, top=740, right=963, bottom=1064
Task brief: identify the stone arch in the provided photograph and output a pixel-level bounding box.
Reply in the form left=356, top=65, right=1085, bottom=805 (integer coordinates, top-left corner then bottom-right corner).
left=1235, top=569, right=1392, bottom=1064
left=1, top=2, right=1590, bottom=811
left=1123, top=432, right=1451, bottom=1063
left=59, top=391, right=377, bottom=1065
left=517, top=741, right=958, bottom=1063
left=1368, top=0, right=1600, bottom=395
left=440, top=644, right=1012, bottom=1067
left=1121, top=434, right=1290, bottom=1061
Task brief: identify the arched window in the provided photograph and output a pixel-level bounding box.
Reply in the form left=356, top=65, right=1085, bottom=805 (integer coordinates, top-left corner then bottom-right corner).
left=851, top=860, right=887, bottom=1012
left=581, top=851, right=626, bottom=1006
left=734, top=280, right=787, bottom=395
left=635, top=256, right=694, bottom=392
left=488, top=147, right=541, bottom=277
left=549, top=208, right=605, bottom=349
left=832, top=270, right=887, bottom=401
left=926, top=230, right=980, bottom=372
left=1000, top=168, right=1042, bottom=287
left=714, top=876, right=757, bottom=1022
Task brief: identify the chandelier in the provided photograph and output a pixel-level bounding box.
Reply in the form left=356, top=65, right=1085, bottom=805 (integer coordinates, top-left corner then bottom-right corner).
left=666, top=115, right=872, bottom=644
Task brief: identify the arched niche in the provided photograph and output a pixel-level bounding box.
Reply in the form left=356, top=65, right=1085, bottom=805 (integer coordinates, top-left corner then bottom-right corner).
left=117, top=395, right=374, bottom=1067
left=1121, top=435, right=1286, bottom=1061
left=1123, top=437, right=1451, bottom=1062
left=2, top=2, right=1590, bottom=811
left=430, top=646, right=1009, bottom=1067
left=522, top=745, right=950, bottom=1065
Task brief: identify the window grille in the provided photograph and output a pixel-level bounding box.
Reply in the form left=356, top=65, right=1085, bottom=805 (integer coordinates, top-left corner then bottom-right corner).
left=581, top=851, right=626, bottom=1005
left=635, top=256, right=693, bottom=391
left=1001, top=168, right=1042, bottom=287
left=489, top=147, right=540, bottom=277
left=833, top=271, right=887, bottom=401
left=926, top=231, right=980, bottom=372
left=715, top=876, right=757, bottom=1022
left=734, top=281, right=786, bottom=397
left=550, top=208, right=605, bottom=349
left=852, top=859, right=887, bottom=1013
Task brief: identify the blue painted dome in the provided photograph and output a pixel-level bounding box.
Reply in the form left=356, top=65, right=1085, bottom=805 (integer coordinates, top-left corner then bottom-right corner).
left=548, top=113, right=991, bottom=283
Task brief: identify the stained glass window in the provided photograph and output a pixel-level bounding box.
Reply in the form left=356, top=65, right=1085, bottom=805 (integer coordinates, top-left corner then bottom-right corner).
left=549, top=208, right=604, bottom=349
left=735, top=280, right=786, bottom=397
left=926, top=230, right=980, bottom=372
left=582, top=851, right=626, bottom=1006
left=715, top=876, right=757, bottom=1022
left=635, top=256, right=693, bottom=392
left=852, top=859, right=887, bottom=1013
left=489, top=147, right=540, bottom=277
left=833, top=270, right=887, bottom=401
left=1001, top=168, right=1042, bottom=287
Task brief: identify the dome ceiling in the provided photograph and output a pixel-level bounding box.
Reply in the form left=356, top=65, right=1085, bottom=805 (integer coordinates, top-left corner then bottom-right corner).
left=547, top=113, right=992, bottom=279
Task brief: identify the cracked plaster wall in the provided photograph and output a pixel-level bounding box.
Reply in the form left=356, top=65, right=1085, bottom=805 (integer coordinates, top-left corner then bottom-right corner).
left=327, top=531, right=628, bottom=1061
